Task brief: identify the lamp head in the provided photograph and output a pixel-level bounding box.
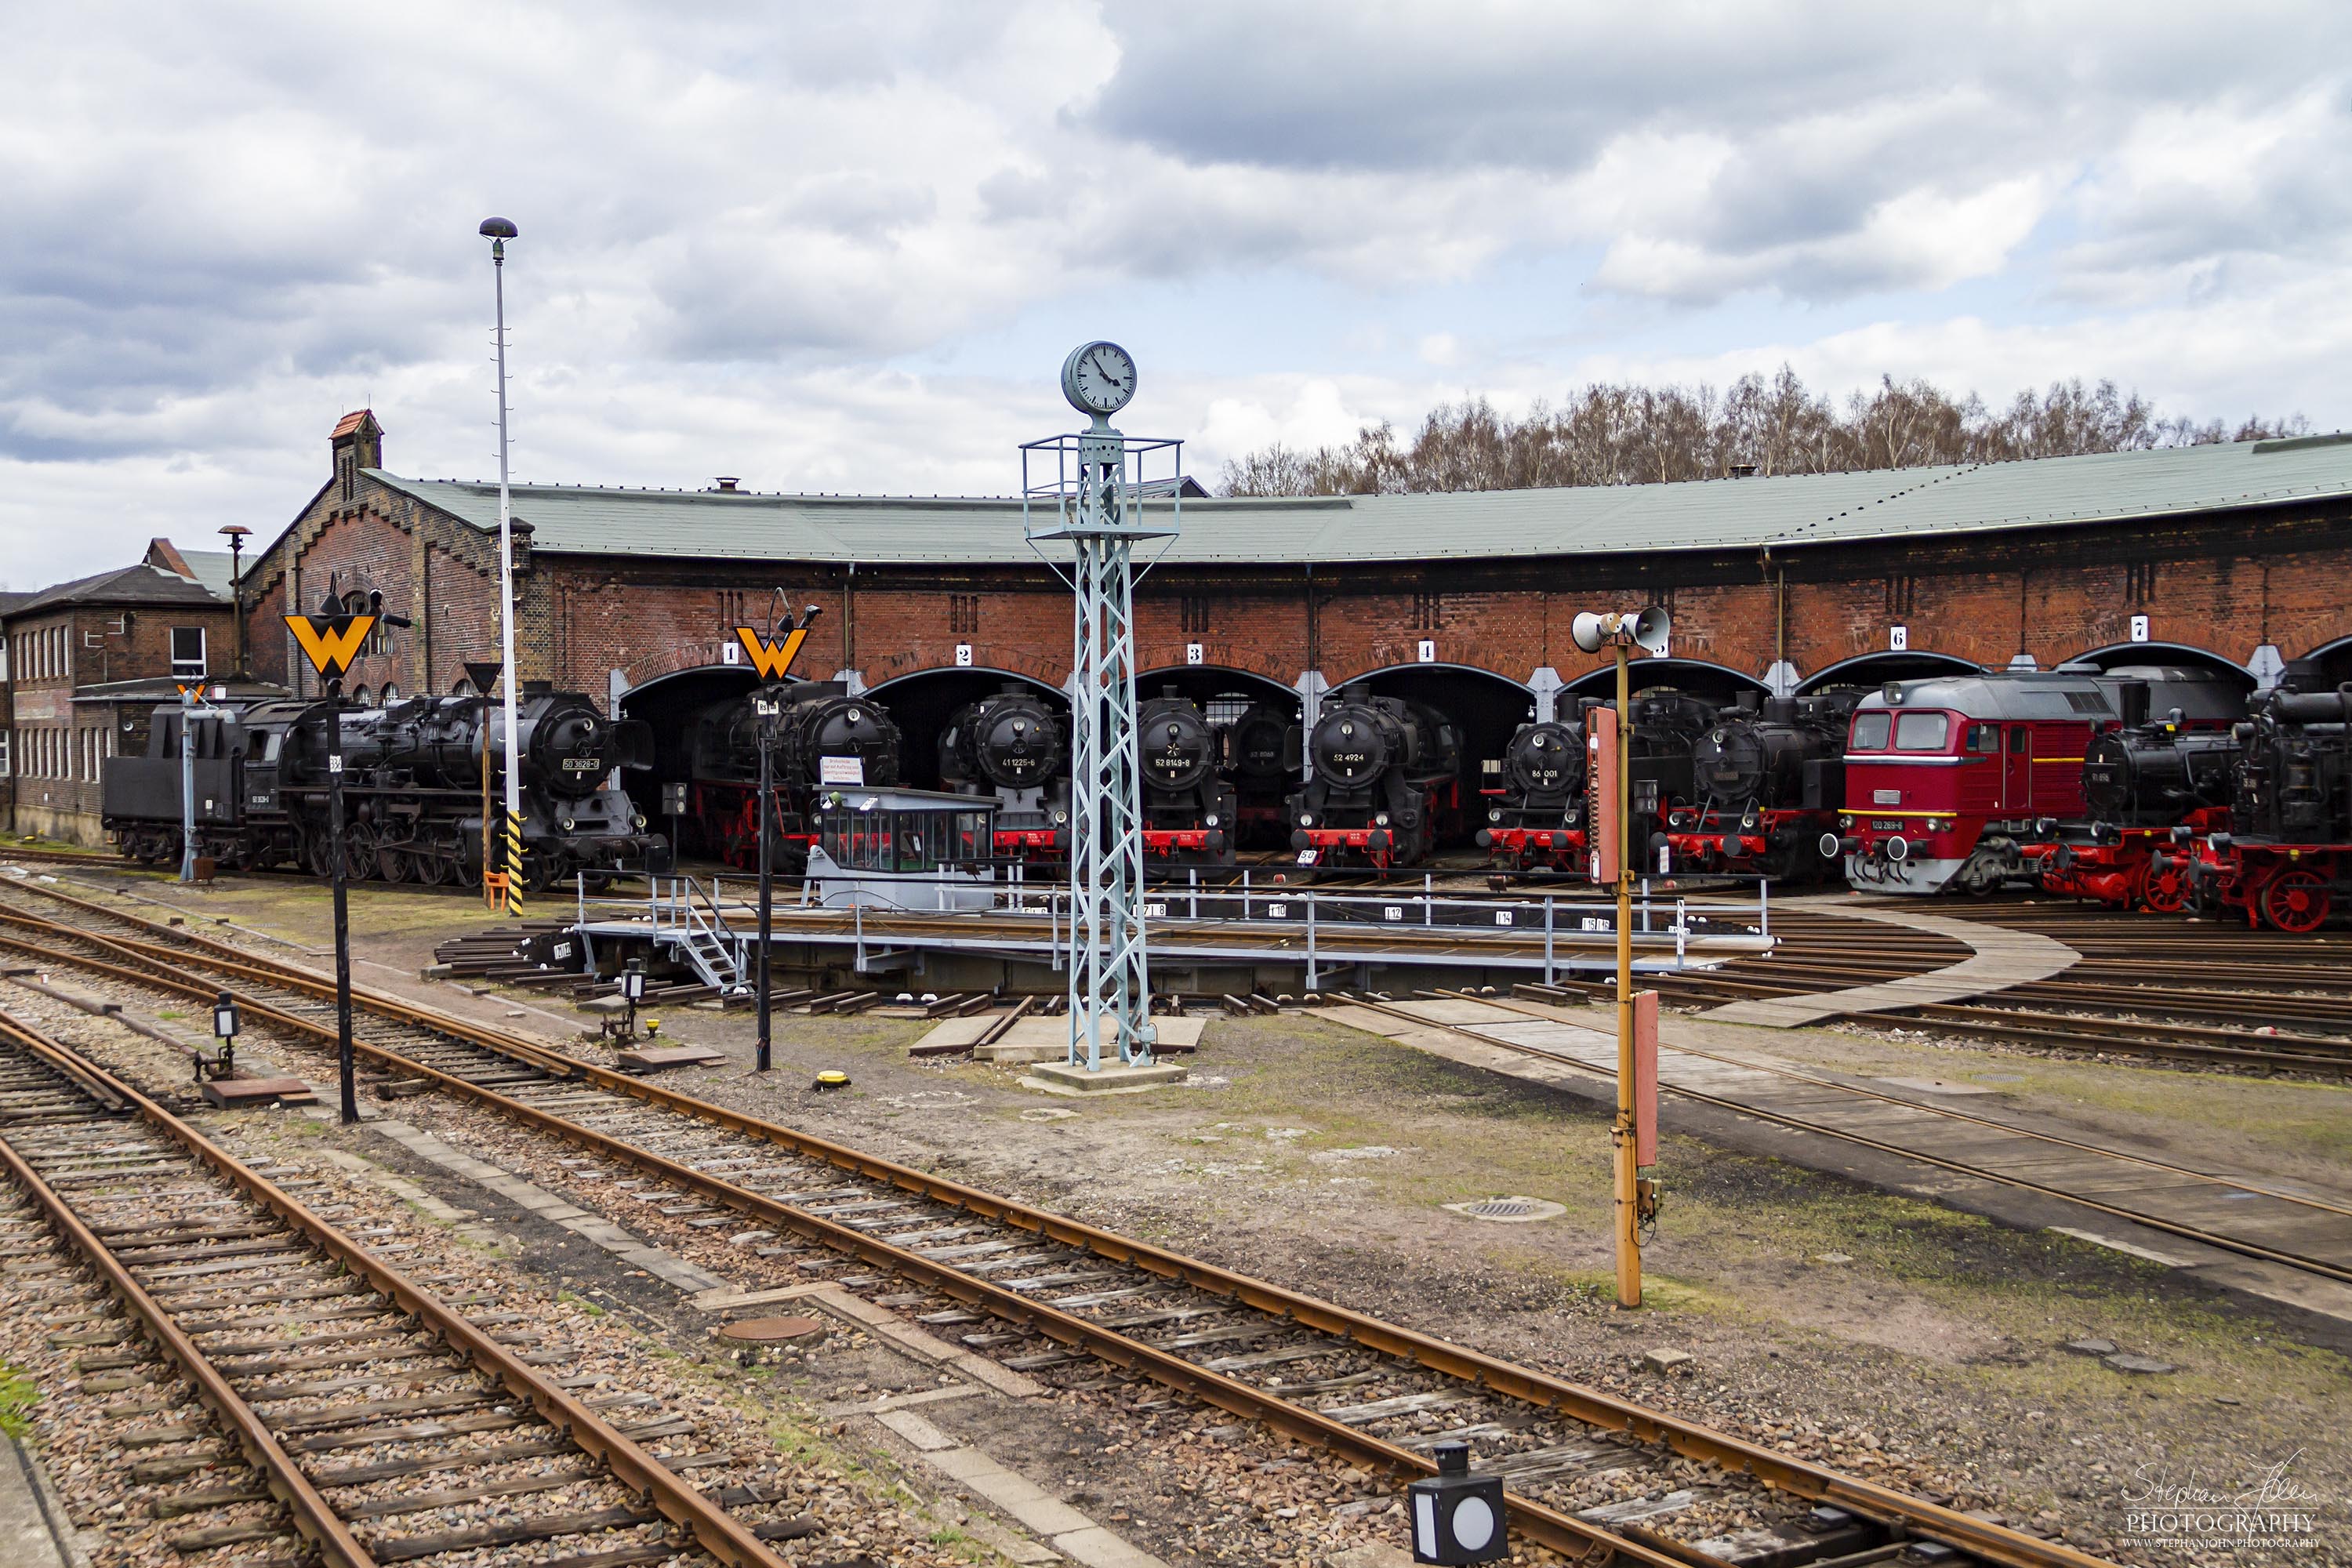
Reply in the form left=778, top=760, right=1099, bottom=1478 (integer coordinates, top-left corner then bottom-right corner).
left=478, top=217, right=518, bottom=239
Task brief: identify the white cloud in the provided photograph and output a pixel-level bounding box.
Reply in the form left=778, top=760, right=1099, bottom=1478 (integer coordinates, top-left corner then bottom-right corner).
left=2, top=2, right=2349, bottom=586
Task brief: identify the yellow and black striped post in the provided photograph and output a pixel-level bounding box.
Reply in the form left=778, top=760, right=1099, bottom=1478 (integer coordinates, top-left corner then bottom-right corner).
left=500, top=815, right=526, bottom=916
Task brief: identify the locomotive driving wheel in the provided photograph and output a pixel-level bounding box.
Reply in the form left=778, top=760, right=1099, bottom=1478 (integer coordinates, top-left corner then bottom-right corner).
left=342, top=823, right=378, bottom=882
left=2261, top=869, right=2331, bottom=934
left=2138, top=855, right=2190, bottom=913
left=376, top=840, right=414, bottom=883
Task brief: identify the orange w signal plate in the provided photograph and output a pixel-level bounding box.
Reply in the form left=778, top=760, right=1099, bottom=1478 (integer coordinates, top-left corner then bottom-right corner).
left=733, top=626, right=809, bottom=681
left=285, top=614, right=378, bottom=679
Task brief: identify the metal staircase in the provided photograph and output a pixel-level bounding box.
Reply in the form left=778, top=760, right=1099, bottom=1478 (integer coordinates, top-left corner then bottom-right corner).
left=651, top=877, right=745, bottom=993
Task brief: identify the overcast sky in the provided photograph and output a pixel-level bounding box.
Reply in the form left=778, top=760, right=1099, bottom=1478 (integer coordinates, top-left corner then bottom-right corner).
left=5, top=1, right=2350, bottom=587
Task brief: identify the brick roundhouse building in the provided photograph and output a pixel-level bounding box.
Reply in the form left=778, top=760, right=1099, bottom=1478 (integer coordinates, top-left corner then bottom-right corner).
left=241, top=411, right=2352, bottom=821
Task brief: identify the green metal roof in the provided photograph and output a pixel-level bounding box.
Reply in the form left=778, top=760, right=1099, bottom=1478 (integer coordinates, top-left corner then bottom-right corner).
left=365, top=431, right=2352, bottom=568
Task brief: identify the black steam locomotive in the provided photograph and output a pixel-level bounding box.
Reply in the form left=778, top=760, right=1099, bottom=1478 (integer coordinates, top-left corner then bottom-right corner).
left=938, top=688, right=1072, bottom=860
left=1138, top=694, right=1237, bottom=866
left=683, top=680, right=902, bottom=872
left=1477, top=719, right=1588, bottom=873
left=102, top=685, right=660, bottom=888
left=1219, top=700, right=1296, bottom=848
left=1286, top=694, right=1461, bottom=869
left=2038, top=666, right=2248, bottom=910
left=1670, top=691, right=1854, bottom=879
left=2189, top=670, right=2352, bottom=930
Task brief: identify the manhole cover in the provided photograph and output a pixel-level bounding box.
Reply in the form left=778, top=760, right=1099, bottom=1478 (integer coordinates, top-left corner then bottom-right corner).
left=1443, top=1196, right=1566, bottom=1224
left=717, top=1315, right=825, bottom=1344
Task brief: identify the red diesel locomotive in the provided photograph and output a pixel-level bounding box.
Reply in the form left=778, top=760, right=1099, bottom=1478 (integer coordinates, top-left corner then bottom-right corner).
left=1832, top=672, right=2118, bottom=894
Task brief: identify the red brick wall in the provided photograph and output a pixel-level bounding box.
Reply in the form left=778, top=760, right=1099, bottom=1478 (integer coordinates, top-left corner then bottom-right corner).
left=237, top=421, right=2352, bottom=710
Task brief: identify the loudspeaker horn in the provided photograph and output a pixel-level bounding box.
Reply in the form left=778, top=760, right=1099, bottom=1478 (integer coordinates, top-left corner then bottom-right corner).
left=1570, top=612, right=1610, bottom=654
left=1632, top=605, right=1672, bottom=656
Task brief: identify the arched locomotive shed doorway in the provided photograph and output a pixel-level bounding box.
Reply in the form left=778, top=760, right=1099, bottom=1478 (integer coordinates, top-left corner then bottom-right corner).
left=2301, top=635, right=2352, bottom=691
left=616, top=663, right=763, bottom=822
left=1140, top=666, right=1300, bottom=848
left=869, top=666, right=1070, bottom=789
left=1795, top=651, right=1980, bottom=695
left=1563, top=657, right=1769, bottom=708
left=2060, top=641, right=2257, bottom=691
left=1331, top=663, right=1536, bottom=851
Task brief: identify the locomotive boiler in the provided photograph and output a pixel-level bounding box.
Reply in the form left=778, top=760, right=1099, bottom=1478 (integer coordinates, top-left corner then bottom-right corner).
left=1670, top=691, right=1853, bottom=879
left=103, top=685, right=660, bottom=888
left=1138, top=694, right=1237, bottom=866
left=682, top=679, right=902, bottom=871
left=937, top=687, right=1073, bottom=858
left=1286, top=694, right=1461, bottom=868
left=1477, top=719, right=1587, bottom=874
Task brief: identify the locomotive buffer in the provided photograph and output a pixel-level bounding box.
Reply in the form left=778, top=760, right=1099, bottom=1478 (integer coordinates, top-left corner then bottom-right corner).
left=1022, top=342, right=1185, bottom=1080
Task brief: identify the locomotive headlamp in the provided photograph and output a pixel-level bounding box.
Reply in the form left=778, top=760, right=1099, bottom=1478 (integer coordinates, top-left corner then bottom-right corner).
left=1204, top=813, right=1219, bottom=826
left=1838, top=815, right=1853, bottom=829
left=1298, top=811, right=1313, bottom=826
left=1375, top=811, right=1391, bottom=826
left=1489, top=807, right=1502, bottom=822
left=633, top=813, right=648, bottom=829
left=1882, top=682, right=1904, bottom=704
left=560, top=815, right=576, bottom=831
left=1408, top=1442, right=1508, bottom=1563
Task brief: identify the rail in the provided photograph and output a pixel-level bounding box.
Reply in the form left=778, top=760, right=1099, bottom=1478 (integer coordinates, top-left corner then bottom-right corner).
left=0, top=1004, right=787, bottom=1568
left=0, top=877, right=2109, bottom=1568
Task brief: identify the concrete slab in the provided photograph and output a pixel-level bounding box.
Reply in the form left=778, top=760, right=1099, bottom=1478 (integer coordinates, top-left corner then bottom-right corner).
left=1877, top=1076, right=2001, bottom=1096
left=1025, top=1062, right=1189, bottom=1095
left=1702, top=903, right=2078, bottom=1027
left=0, top=1438, right=84, bottom=1568
left=913, top=1016, right=996, bottom=1053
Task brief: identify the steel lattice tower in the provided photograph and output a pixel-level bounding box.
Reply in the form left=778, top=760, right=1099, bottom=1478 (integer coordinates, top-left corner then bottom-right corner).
left=1024, top=410, right=1181, bottom=1071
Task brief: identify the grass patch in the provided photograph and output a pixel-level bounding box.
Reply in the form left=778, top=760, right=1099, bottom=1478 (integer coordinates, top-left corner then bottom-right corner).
left=0, top=1363, right=38, bottom=1439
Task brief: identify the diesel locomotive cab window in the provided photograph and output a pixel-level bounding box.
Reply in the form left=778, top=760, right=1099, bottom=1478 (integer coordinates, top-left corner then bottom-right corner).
left=1850, top=713, right=1892, bottom=750
left=1966, top=724, right=1998, bottom=753
left=1893, top=712, right=1950, bottom=750
left=2010, top=728, right=2030, bottom=753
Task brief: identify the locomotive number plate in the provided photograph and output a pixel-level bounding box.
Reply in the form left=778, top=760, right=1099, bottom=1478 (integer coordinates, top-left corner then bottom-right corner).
left=562, top=759, right=601, bottom=771
left=1871, top=818, right=1904, bottom=830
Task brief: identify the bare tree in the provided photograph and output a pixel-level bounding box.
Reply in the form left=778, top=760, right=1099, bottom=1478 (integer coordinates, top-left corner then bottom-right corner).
left=1218, top=368, right=2310, bottom=496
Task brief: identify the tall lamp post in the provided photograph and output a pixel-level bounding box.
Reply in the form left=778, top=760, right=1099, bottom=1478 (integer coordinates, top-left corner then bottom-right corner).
left=480, top=217, right=524, bottom=915
left=1570, top=605, right=1671, bottom=1308
left=217, top=524, right=251, bottom=677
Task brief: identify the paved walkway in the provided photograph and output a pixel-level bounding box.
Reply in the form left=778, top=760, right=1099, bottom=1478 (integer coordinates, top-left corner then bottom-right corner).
left=1323, top=993, right=2352, bottom=1328
left=1702, top=901, right=2079, bottom=1028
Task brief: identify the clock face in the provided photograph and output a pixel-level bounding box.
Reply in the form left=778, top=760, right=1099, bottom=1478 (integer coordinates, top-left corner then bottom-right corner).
left=1062, top=340, right=1137, bottom=416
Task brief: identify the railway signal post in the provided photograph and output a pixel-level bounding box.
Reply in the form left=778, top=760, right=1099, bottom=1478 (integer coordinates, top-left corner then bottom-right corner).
left=285, top=592, right=394, bottom=1124
left=734, top=602, right=822, bottom=1075
left=1573, top=606, right=1671, bottom=1308
left=1022, top=343, right=1185, bottom=1076
left=174, top=681, right=230, bottom=884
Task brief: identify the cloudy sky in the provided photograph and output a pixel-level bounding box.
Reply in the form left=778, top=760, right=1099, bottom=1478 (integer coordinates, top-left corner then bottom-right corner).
left=5, top=1, right=2350, bottom=586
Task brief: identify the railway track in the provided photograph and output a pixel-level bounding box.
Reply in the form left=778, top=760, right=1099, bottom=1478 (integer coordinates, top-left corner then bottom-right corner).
left=1335, top=989, right=2352, bottom=1289
left=0, top=1006, right=804, bottom=1567
left=0, top=877, right=2107, bottom=1568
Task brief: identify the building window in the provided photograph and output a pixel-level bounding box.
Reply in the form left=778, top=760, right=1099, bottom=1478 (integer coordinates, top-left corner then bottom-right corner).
left=368, top=616, right=390, bottom=656
left=1180, top=594, right=1212, bottom=634
left=0, top=731, right=9, bottom=779
left=1886, top=575, right=1918, bottom=615
left=949, top=594, right=981, bottom=635
left=171, top=626, right=206, bottom=678
left=2125, top=561, right=2158, bottom=605
left=1411, top=591, right=1444, bottom=631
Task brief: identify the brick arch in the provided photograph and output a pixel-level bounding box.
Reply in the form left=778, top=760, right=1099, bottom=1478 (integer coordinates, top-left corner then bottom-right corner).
left=2063, top=641, right=2253, bottom=684
left=1796, top=650, right=1979, bottom=695
left=1138, top=644, right=1296, bottom=687
left=1323, top=658, right=1533, bottom=693
left=862, top=649, right=1067, bottom=692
